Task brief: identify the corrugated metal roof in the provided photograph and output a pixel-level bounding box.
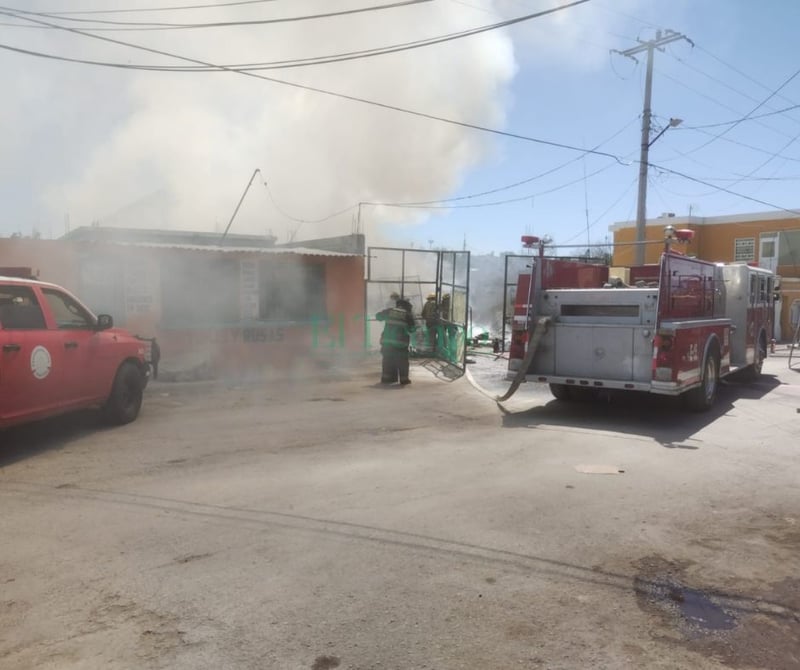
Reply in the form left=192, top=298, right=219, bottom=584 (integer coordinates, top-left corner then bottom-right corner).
left=109, top=241, right=362, bottom=257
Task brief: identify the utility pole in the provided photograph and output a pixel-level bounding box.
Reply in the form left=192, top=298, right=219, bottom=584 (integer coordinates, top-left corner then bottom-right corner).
left=614, top=30, right=692, bottom=265
left=220, top=168, right=261, bottom=245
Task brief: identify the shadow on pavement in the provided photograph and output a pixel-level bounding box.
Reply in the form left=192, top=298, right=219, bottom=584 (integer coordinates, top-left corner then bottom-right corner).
left=500, top=374, right=782, bottom=448
left=0, top=411, right=110, bottom=467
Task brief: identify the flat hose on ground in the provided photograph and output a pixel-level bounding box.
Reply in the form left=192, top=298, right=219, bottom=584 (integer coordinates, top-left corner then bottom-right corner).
left=495, top=317, right=551, bottom=402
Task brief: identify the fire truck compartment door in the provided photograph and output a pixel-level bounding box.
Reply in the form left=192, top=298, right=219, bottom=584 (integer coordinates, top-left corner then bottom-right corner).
left=554, top=325, right=652, bottom=381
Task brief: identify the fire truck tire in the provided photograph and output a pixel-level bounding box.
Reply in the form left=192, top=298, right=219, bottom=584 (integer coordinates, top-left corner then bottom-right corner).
left=549, top=383, right=572, bottom=401
left=684, top=346, right=720, bottom=412
left=104, top=362, right=144, bottom=425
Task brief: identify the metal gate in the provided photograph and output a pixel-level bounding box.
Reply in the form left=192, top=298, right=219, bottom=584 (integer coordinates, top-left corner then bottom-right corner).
left=366, top=247, right=470, bottom=369
left=500, top=253, right=537, bottom=352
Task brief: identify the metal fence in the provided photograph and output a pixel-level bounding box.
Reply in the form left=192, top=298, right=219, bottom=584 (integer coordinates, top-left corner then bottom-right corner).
left=366, top=247, right=470, bottom=369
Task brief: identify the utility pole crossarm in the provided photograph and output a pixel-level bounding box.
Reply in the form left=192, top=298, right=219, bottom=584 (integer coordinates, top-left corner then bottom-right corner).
left=619, top=29, right=691, bottom=57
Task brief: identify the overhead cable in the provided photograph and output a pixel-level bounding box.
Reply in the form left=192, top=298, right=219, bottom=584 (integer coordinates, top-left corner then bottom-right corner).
left=0, top=3, right=592, bottom=73
left=682, top=64, right=800, bottom=155
left=366, top=159, right=626, bottom=209
left=3, top=0, right=432, bottom=30
left=20, top=0, right=279, bottom=14
left=0, top=2, right=617, bottom=165
left=682, top=104, right=800, bottom=130
left=378, top=116, right=640, bottom=206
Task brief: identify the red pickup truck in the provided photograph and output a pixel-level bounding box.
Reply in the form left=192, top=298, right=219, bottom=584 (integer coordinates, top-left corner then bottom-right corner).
left=0, top=273, right=153, bottom=430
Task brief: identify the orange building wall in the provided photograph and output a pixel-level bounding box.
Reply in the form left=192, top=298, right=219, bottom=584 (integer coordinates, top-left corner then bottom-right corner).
left=611, top=215, right=800, bottom=340
left=614, top=217, right=800, bottom=267
left=697, top=219, right=800, bottom=264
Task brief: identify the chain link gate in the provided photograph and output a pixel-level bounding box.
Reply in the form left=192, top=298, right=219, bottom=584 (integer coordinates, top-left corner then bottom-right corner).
left=366, top=247, right=470, bottom=370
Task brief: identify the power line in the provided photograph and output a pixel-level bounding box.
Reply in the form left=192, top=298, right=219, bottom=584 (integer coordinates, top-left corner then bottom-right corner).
left=681, top=63, right=800, bottom=155
left=366, top=158, right=625, bottom=209
left=7, top=4, right=799, bottom=224
left=647, top=160, right=800, bottom=217
left=4, top=0, right=432, bottom=30
left=696, top=43, right=800, bottom=112
left=560, top=176, right=638, bottom=244
left=378, top=116, right=639, bottom=207
left=671, top=126, right=800, bottom=164
left=667, top=47, right=800, bottom=129
left=261, top=178, right=358, bottom=224
left=0, top=2, right=618, bottom=166
left=656, top=68, right=798, bottom=142
left=0, top=3, right=591, bottom=73
left=21, top=0, right=280, bottom=14
left=681, top=104, right=800, bottom=130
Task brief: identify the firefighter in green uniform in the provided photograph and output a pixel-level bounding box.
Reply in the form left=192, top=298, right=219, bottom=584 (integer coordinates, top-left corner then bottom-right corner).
left=421, top=292, right=439, bottom=352
left=376, top=293, right=416, bottom=385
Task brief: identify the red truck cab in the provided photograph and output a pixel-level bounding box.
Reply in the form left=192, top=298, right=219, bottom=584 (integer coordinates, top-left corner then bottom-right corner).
left=0, top=273, right=151, bottom=430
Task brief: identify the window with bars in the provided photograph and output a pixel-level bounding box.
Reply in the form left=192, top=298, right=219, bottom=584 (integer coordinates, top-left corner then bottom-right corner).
left=734, top=238, right=755, bottom=262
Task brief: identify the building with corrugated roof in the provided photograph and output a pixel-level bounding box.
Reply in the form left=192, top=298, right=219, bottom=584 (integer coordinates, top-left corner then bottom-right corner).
left=0, top=227, right=366, bottom=379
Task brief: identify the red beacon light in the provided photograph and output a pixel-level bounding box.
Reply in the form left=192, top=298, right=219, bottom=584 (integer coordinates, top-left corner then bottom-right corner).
left=521, top=235, right=540, bottom=248
left=664, top=226, right=694, bottom=243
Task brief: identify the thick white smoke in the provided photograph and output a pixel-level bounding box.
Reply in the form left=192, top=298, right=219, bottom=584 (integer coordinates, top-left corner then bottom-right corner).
left=1, top=0, right=644, bottom=242
left=0, top=0, right=515, bottom=241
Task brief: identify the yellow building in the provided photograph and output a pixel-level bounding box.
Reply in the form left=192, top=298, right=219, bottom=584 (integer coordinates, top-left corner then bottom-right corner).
left=610, top=210, right=800, bottom=341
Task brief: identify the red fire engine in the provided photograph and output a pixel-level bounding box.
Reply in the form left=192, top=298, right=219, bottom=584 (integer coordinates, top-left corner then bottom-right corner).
left=507, top=228, right=774, bottom=411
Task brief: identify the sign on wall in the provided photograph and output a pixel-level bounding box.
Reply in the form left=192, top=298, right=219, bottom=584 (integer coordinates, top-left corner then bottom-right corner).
left=240, top=259, right=259, bottom=319
left=124, top=257, right=158, bottom=317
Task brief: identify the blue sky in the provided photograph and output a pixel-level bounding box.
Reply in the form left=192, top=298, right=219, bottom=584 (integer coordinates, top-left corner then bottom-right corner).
left=383, top=0, right=800, bottom=253
left=2, top=1, right=800, bottom=255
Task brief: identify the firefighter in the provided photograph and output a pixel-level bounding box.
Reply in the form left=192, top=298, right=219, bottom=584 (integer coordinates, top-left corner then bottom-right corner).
left=421, top=292, right=439, bottom=352
left=439, top=292, right=456, bottom=361
left=376, top=294, right=416, bottom=385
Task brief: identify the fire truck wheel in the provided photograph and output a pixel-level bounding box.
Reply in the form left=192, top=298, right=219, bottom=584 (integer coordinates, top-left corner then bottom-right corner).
left=104, top=362, right=144, bottom=425
left=549, top=383, right=572, bottom=401
left=684, top=347, right=720, bottom=412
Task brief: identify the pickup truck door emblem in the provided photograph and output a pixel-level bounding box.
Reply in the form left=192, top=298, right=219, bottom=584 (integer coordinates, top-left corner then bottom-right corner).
left=31, top=345, right=52, bottom=379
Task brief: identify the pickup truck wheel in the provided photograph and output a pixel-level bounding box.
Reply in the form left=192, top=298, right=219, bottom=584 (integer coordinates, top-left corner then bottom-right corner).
left=684, top=348, right=720, bottom=412
left=104, top=362, right=144, bottom=425
left=549, top=383, right=572, bottom=401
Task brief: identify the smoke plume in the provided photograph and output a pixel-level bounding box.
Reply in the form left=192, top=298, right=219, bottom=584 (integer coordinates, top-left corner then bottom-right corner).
left=0, top=0, right=516, bottom=241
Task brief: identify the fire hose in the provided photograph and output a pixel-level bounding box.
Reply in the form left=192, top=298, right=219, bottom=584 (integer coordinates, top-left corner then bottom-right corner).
left=495, top=317, right=551, bottom=402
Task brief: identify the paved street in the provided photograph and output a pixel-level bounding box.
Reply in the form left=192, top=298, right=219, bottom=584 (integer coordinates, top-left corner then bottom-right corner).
left=1, top=353, right=799, bottom=669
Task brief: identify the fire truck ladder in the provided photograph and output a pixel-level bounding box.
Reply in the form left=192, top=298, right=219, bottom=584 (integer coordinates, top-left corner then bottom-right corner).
left=496, top=316, right=551, bottom=402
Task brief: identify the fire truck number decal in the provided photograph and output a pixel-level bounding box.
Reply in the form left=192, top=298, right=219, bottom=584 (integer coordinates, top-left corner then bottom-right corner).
left=30, top=345, right=52, bottom=380
left=686, top=343, right=699, bottom=363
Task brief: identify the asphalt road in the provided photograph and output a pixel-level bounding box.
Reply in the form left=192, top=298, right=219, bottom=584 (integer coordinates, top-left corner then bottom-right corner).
left=1, top=353, right=799, bottom=669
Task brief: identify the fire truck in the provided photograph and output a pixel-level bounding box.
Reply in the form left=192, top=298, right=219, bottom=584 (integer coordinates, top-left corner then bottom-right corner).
left=507, top=227, right=775, bottom=411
